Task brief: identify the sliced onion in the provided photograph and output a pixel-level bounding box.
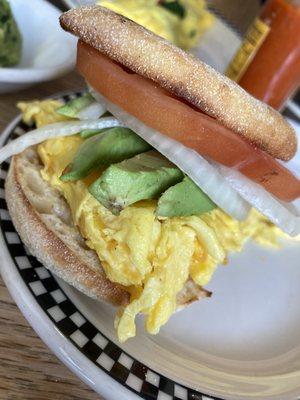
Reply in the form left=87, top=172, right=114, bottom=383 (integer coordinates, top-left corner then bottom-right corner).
left=92, top=90, right=251, bottom=221
left=77, top=101, right=107, bottom=120
left=0, top=117, right=123, bottom=164
left=216, top=163, right=300, bottom=236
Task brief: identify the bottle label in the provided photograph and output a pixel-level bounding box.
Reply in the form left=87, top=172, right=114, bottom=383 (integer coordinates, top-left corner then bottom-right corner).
left=226, top=18, right=270, bottom=82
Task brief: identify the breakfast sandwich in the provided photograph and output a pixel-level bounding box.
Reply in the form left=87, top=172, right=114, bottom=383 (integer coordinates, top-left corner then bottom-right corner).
left=1, top=6, right=299, bottom=342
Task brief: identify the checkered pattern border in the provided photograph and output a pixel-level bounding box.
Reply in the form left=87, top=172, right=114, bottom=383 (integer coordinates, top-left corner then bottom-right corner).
left=0, top=96, right=222, bottom=400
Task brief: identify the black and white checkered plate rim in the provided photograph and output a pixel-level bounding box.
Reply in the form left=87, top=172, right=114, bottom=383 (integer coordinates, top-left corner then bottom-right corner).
left=0, top=92, right=223, bottom=400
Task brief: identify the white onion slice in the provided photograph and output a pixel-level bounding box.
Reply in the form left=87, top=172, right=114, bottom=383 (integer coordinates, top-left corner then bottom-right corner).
left=217, top=163, right=300, bottom=236
left=0, top=117, right=123, bottom=164
left=77, top=101, right=106, bottom=120
left=92, top=90, right=251, bottom=221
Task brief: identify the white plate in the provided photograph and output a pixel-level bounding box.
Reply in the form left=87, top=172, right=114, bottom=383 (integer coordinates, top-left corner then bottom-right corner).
left=1, top=93, right=300, bottom=400
left=63, top=0, right=94, bottom=7
left=0, top=0, right=77, bottom=94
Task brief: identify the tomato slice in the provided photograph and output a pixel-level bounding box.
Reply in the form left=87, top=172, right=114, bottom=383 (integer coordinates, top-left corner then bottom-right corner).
left=77, top=41, right=300, bottom=202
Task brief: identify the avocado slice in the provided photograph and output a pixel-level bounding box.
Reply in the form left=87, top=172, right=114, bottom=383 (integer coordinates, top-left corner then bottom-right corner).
left=0, top=0, right=22, bottom=67
left=156, top=177, right=216, bottom=217
left=80, top=128, right=108, bottom=139
left=60, top=127, right=151, bottom=182
left=160, top=0, right=186, bottom=19
left=57, top=93, right=95, bottom=118
left=89, top=151, right=184, bottom=215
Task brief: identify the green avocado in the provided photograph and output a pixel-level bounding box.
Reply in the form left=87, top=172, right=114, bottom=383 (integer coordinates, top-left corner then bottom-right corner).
left=160, top=0, right=186, bottom=19
left=156, top=176, right=216, bottom=217
left=0, top=0, right=22, bottom=67
left=56, top=93, right=95, bottom=118
left=89, top=150, right=184, bottom=215
left=80, top=128, right=108, bottom=139
left=60, top=127, right=152, bottom=182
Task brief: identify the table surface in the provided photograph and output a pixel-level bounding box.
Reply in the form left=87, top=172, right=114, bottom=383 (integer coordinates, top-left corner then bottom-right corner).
left=0, top=71, right=102, bottom=400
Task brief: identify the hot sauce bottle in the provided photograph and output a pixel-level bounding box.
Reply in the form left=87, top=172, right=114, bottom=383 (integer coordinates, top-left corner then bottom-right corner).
left=226, top=0, right=300, bottom=110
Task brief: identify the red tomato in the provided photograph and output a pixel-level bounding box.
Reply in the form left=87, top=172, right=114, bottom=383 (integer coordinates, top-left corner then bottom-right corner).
left=77, top=41, right=300, bottom=202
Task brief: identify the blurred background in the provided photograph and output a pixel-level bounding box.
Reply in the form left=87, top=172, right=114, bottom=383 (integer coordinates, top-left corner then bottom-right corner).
left=52, top=0, right=264, bottom=33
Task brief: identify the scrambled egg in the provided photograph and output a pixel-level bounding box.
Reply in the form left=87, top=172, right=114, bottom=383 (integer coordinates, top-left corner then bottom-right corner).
left=21, top=100, right=282, bottom=341
left=97, top=0, right=214, bottom=50
left=37, top=135, right=281, bottom=342
left=17, top=100, right=70, bottom=127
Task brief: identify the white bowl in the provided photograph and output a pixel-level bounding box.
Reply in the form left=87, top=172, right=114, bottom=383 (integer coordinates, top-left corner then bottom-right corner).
left=0, top=0, right=77, bottom=94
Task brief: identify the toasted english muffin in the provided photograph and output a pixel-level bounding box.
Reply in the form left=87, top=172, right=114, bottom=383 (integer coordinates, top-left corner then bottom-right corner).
left=60, top=5, right=297, bottom=161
